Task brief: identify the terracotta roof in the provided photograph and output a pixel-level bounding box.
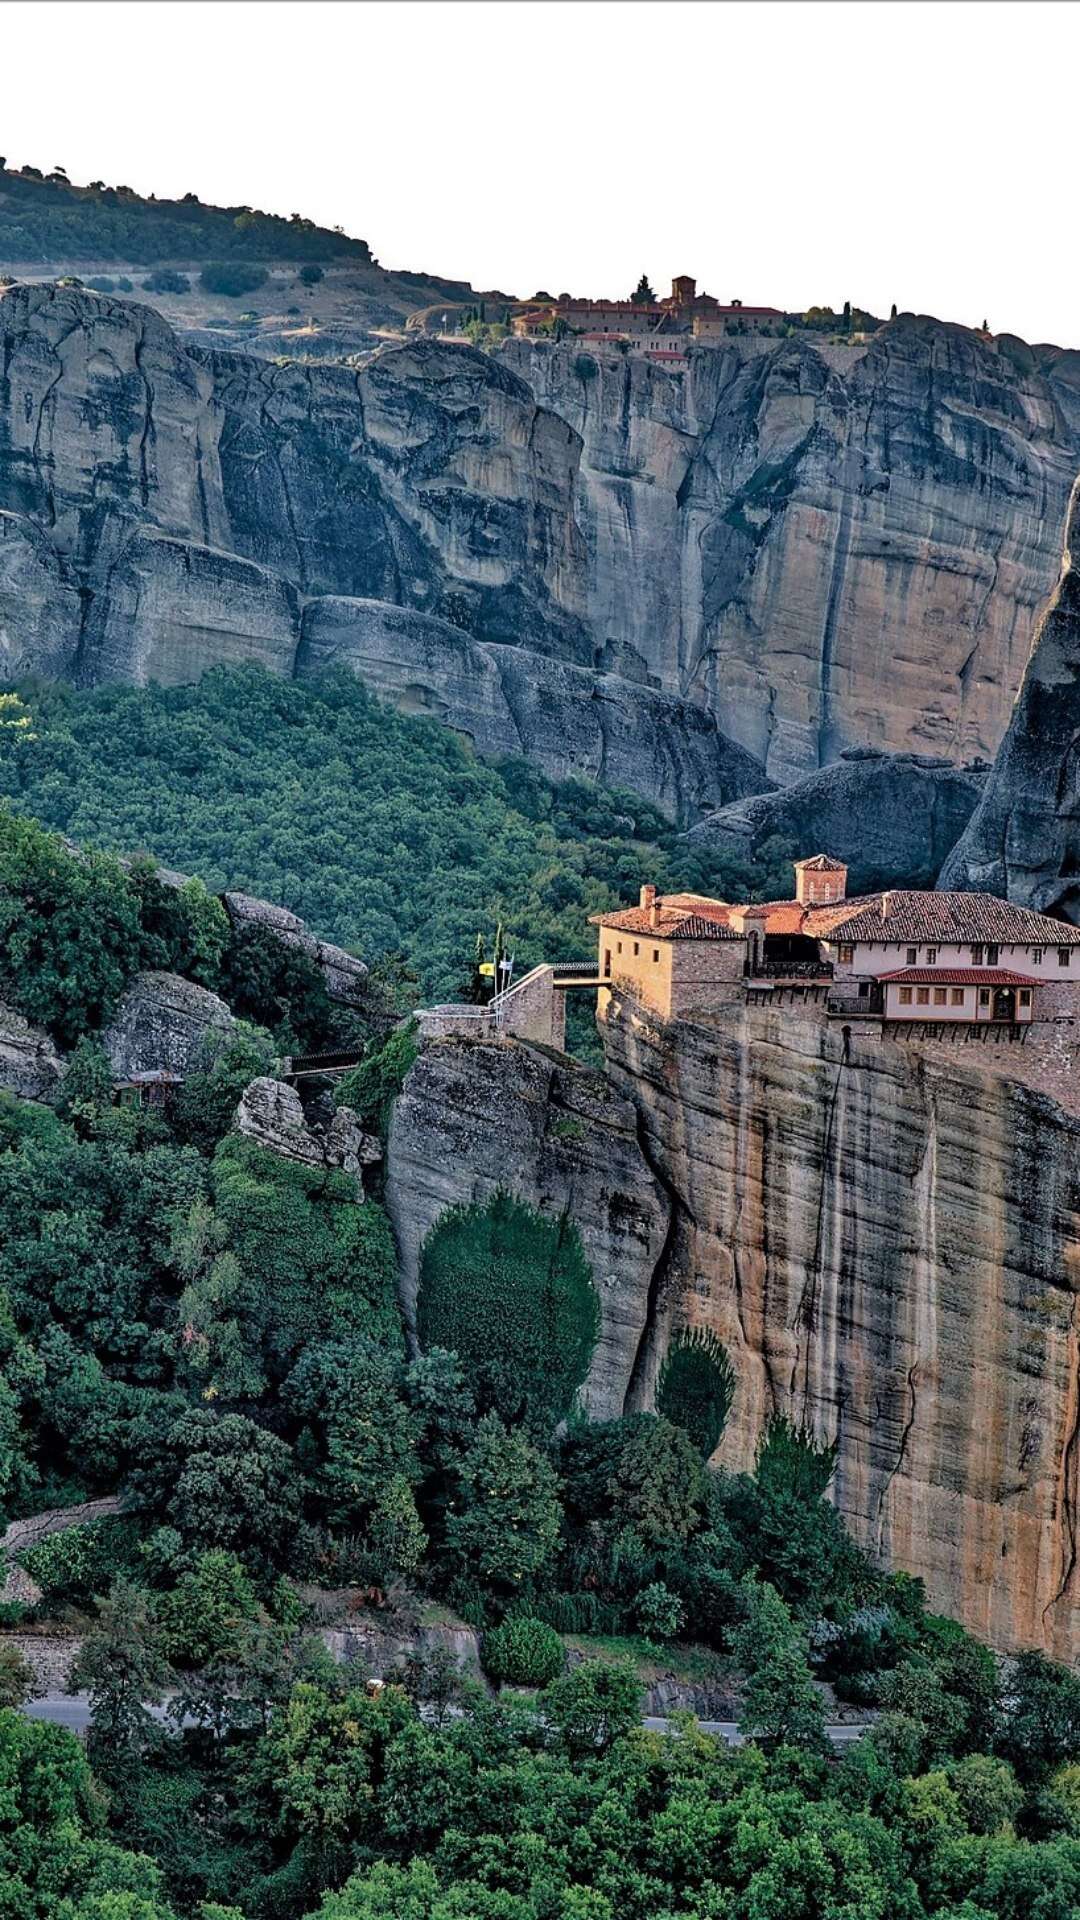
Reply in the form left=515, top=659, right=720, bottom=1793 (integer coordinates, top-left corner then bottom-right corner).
left=590, top=904, right=743, bottom=940
left=878, top=968, right=1034, bottom=986
left=824, top=891, right=1080, bottom=947
left=794, top=853, right=847, bottom=871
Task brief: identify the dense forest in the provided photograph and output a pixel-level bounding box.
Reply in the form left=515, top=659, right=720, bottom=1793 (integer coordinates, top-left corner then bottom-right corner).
left=0, top=681, right=1078, bottom=1916
left=0, top=162, right=373, bottom=263
left=0, top=669, right=794, bottom=1010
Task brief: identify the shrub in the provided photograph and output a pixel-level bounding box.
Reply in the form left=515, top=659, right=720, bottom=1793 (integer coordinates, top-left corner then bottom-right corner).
left=418, top=1190, right=599, bottom=1430
left=298, top=264, right=324, bottom=287
left=656, top=1328, right=735, bottom=1458
left=84, top=275, right=115, bottom=292
left=142, top=269, right=190, bottom=294
left=335, top=1020, right=418, bottom=1138
left=199, top=261, right=268, bottom=297
left=482, top=1615, right=565, bottom=1688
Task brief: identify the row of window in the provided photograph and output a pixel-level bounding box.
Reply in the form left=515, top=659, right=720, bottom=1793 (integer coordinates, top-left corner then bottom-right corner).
left=896, top=985, right=1032, bottom=1008
left=607, top=941, right=662, bottom=970
left=837, top=943, right=1072, bottom=967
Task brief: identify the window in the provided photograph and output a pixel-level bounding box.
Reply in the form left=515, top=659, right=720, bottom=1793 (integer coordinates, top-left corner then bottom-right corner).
left=653, top=949, right=660, bottom=964
left=986, top=944, right=999, bottom=966
left=633, top=942, right=640, bottom=957
left=616, top=941, right=623, bottom=954
left=979, top=988, right=990, bottom=1007
left=899, top=987, right=912, bottom=1005
left=1020, top=989, right=1031, bottom=1007
left=1031, top=947, right=1043, bottom=965
left=603, top=950, right=612, bottom=978
left=906, top=947, right=917, bottom=966
left=951, top=988, right=964, bottom=1005
left=1059, top=947, right=1071, bottom=968
left=917, top=987, right=930, bottom=1005
left=926, top=947, right=938, bottom=964
left=933, top=987, right=947, bottom=1005
left=858, top=981, right=870, bottom=998
left=971, top=944, right=984, bottom=964
left=839, top=945, right=854, bottom=965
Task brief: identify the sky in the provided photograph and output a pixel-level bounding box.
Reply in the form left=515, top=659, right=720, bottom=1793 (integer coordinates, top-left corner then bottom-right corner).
left=3, top=0, right=1078, bottom=347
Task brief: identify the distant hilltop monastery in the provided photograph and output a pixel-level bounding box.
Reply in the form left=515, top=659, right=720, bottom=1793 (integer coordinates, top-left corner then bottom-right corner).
left=511, top=275, right=785, bottom=349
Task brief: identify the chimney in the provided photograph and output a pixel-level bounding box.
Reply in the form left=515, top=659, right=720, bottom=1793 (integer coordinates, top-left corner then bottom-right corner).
left=880, top=891, right=891, bottom=920
left=640, top=884, right=657, bottom=910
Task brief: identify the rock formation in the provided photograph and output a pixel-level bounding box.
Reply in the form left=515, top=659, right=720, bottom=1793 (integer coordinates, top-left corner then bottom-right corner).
left=0, top=1002, right=66, bottom=1101
left=598, top=993, right=1080, bottom=1659
left=685, top=748, right=985, bottom=892
left=101, top=969, right=233, bottom=1081
left=508, top=324, right=1080, bottom=782
left=234, top=1075, right=379, bottom=1176
left=384, top=1035, right=669, bottom=1421
left=3, top=283, right=1078, bottom=813
left=297, top=596, right=768, bottom=818
left=221, top=890, right=369, bottom=1007
left=941, top=479, right=1080, bottom=919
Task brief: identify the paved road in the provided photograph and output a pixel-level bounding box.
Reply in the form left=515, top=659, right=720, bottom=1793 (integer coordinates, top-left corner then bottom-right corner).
left=25, top=1694, right=868, bottom=1747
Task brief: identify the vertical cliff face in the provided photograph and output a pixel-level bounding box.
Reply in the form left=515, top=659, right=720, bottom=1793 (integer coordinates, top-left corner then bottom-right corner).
left=510, top=323, right=1080, bottom=783
left=384, top=1035, right=669, bottom=1422
left=941, top=479, right=1080, bottom=919
left=600, top=993, right=1080, bottom=1658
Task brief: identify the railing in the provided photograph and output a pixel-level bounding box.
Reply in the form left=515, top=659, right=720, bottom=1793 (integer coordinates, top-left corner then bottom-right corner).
left=750, top=960, right=836, bottom=981
left=826, top=986, right=884, bottom=1017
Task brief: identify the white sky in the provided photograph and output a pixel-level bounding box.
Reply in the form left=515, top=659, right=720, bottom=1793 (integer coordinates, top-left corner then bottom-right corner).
left=4, top=0, right=1078, bottom=346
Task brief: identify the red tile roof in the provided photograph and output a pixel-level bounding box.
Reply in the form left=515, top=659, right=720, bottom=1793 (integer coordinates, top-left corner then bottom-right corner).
left=878, top=968, right=1034, bottom=986
left=794, top=853, right=847, bottom=871
left=590, top=904, right=742, bottom=940
left=825, top=892, right=1080, bottom=946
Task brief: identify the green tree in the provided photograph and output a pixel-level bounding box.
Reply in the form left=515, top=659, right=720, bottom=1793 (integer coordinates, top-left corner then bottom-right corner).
left=561, top=1412, right=706, bottom=1547
left=154, top=1549, right=260, bottom=1667
left=733, top=1580, right=826, bottom=1749
left=0, top=1638, right=38, bottom=1707
left=444, top=1413, right=561, bottom=1595
left=0, top=812, right=144, bottom=1044
left=631, top=274, right=656, bottom=305
left=997, top=1650, right=1080, bottom=1783
left=70, top=1577, right=174, bottom=1783
left=542, top=1655, right=641, bottom=1756
left=133, top=1407, right=302, bottom=1571
left=481, top=1616, right=565, bottom=1688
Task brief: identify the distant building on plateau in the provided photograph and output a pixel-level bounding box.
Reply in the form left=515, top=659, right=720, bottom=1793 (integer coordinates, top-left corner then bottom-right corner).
left=510, top=276, right=785, bottom=345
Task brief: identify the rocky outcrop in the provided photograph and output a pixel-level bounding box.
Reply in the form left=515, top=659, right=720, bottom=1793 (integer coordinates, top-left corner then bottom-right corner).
left=509, top=324, right=1080, bottom=782
left=0, top=511, right=82, bottom=680
left=940, top=480, right=1080, bottom=918
left=685, top=748, right=985, bottom=891
left=92, top=529, right=300, bottom=685
left=3, top=284, right=1077, bottom=812
left=384, top=1035, right=670, bottom=1421
left=234, top=1075, right=379, bottom=1176
left=0, top=1002, right=65, bottom=1101
left=221, top=890, right=370, bottom=1006
left=101, top=969, right=233, bottom=1080
left=298, top=596, right=769, bottom=820
left=600, top=993, right=1080, bottom=1659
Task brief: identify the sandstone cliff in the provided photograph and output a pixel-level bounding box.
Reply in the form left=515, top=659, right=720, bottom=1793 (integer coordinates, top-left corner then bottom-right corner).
left=384, top=1008, right=1080, bottom=1657
left=599, top=993, right=1080, bottom=1660
left=384, top=1035, right=669, bottom=1422
left=941, top=478, right=1080, bottom=918
left=3, top=283, right=1077, bottom=817
left=508, top=324, right=1080, bottom=783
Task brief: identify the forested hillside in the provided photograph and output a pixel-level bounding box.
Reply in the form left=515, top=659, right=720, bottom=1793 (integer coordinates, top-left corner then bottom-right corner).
left=0, top=161, right=372, bottom=263
left=0, top=795, right=1079, bottom=1914
left=0, top=669, right=789, bottom=1007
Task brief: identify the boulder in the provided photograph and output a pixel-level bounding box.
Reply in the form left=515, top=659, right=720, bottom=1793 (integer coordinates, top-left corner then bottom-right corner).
left=233, top=1075, right=379, bottom=1175
left=221, top=891, right=319, bottom=958
left=101, top=970, right=233, bottom=1081
left=317, top=941, right=370, bottom=1008
left=683, top=749, right=986, bottom=891
left=0, top=1002, right=65, bottom=1102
